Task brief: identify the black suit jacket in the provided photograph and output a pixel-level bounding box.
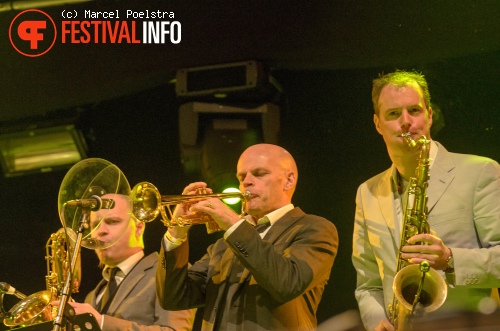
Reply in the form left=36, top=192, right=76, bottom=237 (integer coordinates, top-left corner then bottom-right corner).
left=157, top=207, right=339, bottom=331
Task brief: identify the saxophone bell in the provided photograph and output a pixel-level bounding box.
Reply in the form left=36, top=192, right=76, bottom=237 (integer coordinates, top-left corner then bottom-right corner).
left=2, top=228, right=81, bottom=328
left=392, top=262, right=448, bottom=329
left=3, top=290, right=54, bottom=327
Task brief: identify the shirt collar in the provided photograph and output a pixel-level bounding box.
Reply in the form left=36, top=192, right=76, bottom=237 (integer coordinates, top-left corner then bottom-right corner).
left=261, top=204, right=294, bottom=226
left=102, top=250, right=144, bottom=280
left=391, top=139, right=439, bottom=189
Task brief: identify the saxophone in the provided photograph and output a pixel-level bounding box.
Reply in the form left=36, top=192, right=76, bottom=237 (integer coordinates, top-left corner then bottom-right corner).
left=388, top=133, right=447, bottom=331
left=3, top=228, right=81, bottom=328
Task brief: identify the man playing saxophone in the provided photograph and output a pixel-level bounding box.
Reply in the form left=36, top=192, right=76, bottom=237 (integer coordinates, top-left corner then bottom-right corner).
left=53, top=193, right=195, bottom=331
left=352, top=70, right=500, bottom=330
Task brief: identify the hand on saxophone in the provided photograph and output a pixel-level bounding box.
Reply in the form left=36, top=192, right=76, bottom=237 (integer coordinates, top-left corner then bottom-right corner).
left=400, top=232, right=452, bottom=271
left=375, top=318, right=395, bottom=331
left=51, top=300, right=102, bottom=323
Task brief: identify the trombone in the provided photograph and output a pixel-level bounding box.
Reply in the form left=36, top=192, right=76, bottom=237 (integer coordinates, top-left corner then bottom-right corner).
left=130, top=182, right=251, bottom=233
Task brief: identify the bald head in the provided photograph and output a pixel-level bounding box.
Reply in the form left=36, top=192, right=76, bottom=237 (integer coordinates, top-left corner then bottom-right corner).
left=240, top=144, right=298, bottom=192
left=237, top=144, right=298, bottom=217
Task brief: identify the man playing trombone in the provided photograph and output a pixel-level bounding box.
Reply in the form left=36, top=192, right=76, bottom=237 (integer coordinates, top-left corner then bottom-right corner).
left=156, top=143, right=339, bottom=331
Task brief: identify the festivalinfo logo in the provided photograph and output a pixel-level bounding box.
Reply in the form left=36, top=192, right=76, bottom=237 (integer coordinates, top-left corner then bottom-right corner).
left=9, top=8, right=181, bottom=57
left=9, top=9, right=57, bottom=57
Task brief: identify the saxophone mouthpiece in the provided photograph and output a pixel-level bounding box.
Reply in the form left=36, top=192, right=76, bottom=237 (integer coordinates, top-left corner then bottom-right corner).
left=399, top=132, right=419, bottom=149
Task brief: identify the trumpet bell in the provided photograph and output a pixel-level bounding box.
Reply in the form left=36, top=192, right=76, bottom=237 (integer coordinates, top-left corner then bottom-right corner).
left=131, top=181, right=161, bottom=223
left=393, top=264, right=448, bottom=314
left=4, top=290, right=53, bottom=327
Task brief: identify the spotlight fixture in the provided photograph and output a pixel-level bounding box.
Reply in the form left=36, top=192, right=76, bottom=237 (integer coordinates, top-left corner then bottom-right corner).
left=174, top=60, right=281, bottom=102
left=175, top=60, right=264, bottom=98
left=175, top=60, right=282, bottom=198
left=0, top=124, right=87, bottom=177
left=178, top=102, right=280, bottom=193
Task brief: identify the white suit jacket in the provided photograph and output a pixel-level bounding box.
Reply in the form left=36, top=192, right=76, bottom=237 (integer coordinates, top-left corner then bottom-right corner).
left=352, top=142, right=500, bottom=330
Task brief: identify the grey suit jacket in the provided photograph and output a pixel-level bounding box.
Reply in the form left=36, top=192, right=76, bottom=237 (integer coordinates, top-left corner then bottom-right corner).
left=156, top=207, right=339, bottom=331
left=85, top=252, right=195, bottom=331
left=352, top=142, right=500, bottom=330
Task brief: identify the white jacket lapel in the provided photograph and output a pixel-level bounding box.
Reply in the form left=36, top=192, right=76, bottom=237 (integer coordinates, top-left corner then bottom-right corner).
left=377, top=168, right=399, bottom=241
left=427, top=142, right=455, bottom=213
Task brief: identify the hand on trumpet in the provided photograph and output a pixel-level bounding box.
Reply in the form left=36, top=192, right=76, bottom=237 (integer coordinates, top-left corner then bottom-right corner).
left=173, top=182, right=213, bottom=217
left=168, top=182, right=209, bottom=239
left=169, top=182, right=242, bottom=236
left=190, top=196, right=243, bottom=232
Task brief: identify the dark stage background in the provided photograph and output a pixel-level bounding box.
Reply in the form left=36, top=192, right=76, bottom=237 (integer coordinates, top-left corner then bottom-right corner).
left=1, top=1, right=499, bottom=330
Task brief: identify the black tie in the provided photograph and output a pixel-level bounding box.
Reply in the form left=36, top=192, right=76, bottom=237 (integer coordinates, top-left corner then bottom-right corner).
left=255, top=217, right=271, bottom=233
left=100, top=267, right=119, bottom=312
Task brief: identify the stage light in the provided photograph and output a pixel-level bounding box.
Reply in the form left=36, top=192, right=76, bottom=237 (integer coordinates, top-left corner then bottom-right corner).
left=222, top=187, right=243, bottom=205
left=175, top=61, right=265, bottom=98
left=176, top=61, right=281, bottom=196
left=178, top=102, right=280, bottom=191
left=0, top=124, right=87, bottom=177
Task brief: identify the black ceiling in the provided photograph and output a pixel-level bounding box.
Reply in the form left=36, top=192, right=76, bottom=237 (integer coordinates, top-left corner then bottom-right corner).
left=1, top=0, right=499, bottom=123
left=1, top=3, right=499, bottom=325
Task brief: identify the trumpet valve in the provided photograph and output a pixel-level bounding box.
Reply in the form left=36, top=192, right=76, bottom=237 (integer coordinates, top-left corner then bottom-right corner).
left=176, top=212, right=211, bottom=226
left=205, top=219, right=222, bottom=234
left=175, top=212, right=222, bottom=234
left=196, top=187, right=208, bottom=194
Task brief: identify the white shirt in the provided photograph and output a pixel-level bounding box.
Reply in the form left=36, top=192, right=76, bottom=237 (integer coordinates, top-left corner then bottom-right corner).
left=97, top=250, right=145, bottom=303
left=391, top=140, right=438, bottom=234
left=224, top=204, right=294, bottom=238
left=97, top=250, right=144, bottom=329
left=163, top=204, right=295, bottom=249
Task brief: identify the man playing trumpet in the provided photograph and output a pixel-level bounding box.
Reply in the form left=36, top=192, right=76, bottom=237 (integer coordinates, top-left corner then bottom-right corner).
left=156, top=143, right=339, bottom=331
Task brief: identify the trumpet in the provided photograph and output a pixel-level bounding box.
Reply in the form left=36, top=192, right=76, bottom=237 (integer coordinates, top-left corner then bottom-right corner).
left=131, top=182, right=251, bottom=234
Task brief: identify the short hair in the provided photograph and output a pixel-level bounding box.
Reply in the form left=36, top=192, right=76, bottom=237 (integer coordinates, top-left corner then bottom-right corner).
left=372, top=70, right=431, bottom=115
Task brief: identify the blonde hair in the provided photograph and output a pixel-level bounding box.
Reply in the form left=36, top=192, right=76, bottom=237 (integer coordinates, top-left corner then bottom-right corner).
left=372, top=70, right=431, bottom=115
